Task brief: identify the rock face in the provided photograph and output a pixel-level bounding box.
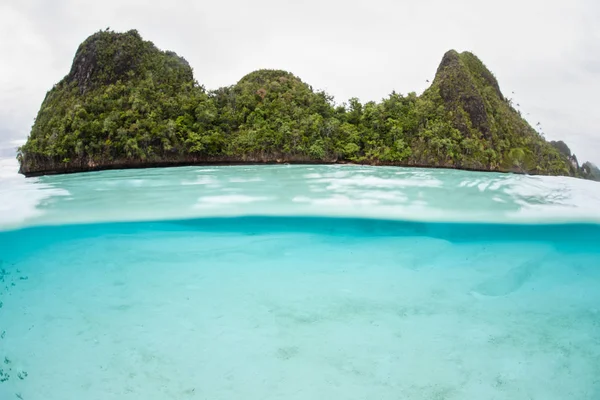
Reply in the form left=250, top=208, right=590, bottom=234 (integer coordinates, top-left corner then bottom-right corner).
left=67, top=29, right=193, bottom=94
left=18, top=29, right=587, bottom=178
left=434, top=50, right=493, bottom=138
left=582, top=162, right=600, bottom=181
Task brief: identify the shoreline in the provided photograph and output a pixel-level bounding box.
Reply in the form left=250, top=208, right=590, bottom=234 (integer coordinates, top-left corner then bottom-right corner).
left=20, top=158, right=533, bottom=178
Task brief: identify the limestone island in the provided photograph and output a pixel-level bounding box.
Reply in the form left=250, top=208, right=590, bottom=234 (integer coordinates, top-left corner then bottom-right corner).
left=17, top=29, right=600, bottom=180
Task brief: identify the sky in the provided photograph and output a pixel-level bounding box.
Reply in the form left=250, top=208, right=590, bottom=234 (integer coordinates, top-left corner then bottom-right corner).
left=1, top=0, right=599, bottom=164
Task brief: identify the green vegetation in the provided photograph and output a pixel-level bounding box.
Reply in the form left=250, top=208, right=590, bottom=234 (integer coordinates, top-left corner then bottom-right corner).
left=17, top=29, right=596, bottom=179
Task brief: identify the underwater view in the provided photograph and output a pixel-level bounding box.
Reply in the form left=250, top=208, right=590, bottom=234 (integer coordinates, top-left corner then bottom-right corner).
left=1, top=159, right=600, bottom=399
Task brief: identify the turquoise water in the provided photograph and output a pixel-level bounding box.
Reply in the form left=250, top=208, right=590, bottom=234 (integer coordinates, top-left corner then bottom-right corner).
left=1, top=161, right=600, bottom=399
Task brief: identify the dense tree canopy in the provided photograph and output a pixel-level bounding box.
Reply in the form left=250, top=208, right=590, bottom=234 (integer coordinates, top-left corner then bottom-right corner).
left=17, top=29, right=596, bottom=180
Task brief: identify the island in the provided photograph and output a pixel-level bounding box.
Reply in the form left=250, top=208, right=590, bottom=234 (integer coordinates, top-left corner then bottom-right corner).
left=17, top=29, right=599, bottom=180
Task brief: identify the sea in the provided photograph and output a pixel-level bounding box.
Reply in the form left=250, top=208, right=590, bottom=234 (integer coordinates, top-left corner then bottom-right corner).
left=1, top=156, right=599, bottom=399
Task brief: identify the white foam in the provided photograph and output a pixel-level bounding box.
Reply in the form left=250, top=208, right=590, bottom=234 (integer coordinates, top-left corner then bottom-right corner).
left=197, top=194, right=271, bottom=205
left=228, top=177, right=264, bottom=183
left=181, top=175, right=218, bottom=185
left=293, top=195, right=379, bottom=206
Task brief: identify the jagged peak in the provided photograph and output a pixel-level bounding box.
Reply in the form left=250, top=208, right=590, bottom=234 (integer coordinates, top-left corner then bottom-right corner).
left=458, top=51, right=503, bottom=99
left=67, top=29, right=192, bottom=94
left=433, top=50, right=503, bottom=99
left=67, top=29, right=147, bottom=93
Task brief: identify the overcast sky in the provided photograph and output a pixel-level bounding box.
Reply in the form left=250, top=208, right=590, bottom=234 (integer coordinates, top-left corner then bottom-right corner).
left=1, top=0, right=599, bottom=163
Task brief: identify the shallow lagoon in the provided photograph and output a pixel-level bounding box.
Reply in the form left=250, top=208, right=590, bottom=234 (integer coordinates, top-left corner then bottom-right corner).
left=1, top=161, right=600, bottom=399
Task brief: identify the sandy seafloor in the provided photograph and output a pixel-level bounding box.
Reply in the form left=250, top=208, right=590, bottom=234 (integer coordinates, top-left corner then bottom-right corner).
left=1, top=158, right=600, bottom=399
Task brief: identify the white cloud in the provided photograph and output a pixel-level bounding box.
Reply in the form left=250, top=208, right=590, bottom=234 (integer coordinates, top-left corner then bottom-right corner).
left=1, top=0, right=599, bottom=163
